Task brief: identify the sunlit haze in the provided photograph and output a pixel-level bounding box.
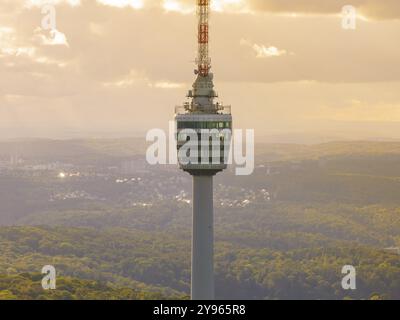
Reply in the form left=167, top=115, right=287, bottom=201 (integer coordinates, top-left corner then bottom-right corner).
left=1, top=0, right=400, bottom=142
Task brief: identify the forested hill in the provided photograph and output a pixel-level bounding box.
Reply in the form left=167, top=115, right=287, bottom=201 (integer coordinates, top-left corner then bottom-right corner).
left=1, top=222, right=399, bottom=300
left=1, top=140, right=400, bottom=299
left=0, top=273, right=169, bottom=300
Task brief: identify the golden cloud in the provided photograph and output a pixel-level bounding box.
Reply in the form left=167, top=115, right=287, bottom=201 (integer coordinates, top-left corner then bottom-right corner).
left=247, top=0, right=400, bottom=20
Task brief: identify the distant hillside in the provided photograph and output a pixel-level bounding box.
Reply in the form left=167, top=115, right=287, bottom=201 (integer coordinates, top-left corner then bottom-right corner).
left=256, top=141, right=400, bottom=162
left=0, top=138, right=147, bottom=163
left=3, top=139, right=400, bottom=162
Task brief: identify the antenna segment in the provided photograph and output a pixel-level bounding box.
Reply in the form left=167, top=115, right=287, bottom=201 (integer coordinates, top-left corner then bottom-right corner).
left=197, top=0, right=210, bottom=77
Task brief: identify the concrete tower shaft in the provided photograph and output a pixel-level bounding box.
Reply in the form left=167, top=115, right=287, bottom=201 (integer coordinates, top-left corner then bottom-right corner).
left=192, top=176, right=214, bottom=299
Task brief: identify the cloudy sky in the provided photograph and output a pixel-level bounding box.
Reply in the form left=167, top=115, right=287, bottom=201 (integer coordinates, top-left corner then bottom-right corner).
left=1, top=0, right=400, bottom=142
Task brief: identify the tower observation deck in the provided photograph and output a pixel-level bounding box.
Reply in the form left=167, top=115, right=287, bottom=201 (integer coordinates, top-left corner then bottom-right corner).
left=175, top=0, right=233, bottom=300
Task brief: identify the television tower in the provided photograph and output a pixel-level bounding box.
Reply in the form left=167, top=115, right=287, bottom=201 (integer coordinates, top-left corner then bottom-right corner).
left=175, top=0, right=232, bottom=300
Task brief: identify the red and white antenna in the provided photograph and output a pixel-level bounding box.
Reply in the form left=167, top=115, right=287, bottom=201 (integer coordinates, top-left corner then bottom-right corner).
left=197, top=0, right=210, bottom=77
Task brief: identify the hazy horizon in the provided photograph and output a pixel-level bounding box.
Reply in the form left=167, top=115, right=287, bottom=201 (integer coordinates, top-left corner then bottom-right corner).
left=2, top=126, right=400, bottom=144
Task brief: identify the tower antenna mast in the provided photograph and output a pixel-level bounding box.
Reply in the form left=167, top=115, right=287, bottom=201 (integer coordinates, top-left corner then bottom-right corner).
left=197, top=0, right=211, bottom=77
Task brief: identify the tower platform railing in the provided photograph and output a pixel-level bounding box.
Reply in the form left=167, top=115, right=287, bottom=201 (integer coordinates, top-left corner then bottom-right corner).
left=175, top=104, right=231, bottom=115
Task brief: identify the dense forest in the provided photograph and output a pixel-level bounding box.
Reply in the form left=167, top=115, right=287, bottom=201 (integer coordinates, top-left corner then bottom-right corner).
left=0, top=273, right=169, bottom=300
left=1, top=140, right=400, bottom=299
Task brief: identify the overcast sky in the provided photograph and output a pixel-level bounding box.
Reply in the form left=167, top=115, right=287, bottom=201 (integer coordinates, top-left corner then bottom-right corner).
left=1, top=0, right=400, bottom=142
